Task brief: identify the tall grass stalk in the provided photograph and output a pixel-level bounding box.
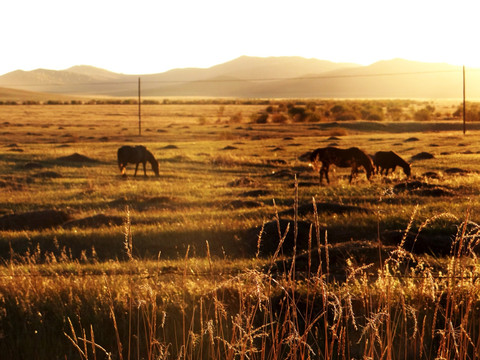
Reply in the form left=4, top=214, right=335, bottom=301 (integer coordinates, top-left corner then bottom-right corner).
left=5, top=191, right=480, bottom=358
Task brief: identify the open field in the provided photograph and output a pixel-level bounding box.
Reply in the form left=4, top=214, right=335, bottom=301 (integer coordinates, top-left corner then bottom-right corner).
left=2, top=100, right=480, bottom=359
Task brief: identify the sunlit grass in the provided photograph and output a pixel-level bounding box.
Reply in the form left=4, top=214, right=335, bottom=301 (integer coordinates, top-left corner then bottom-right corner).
left=3, top=102, right=480, bottom=358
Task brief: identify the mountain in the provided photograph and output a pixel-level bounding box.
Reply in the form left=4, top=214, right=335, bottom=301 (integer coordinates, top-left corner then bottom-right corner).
left=65, top=65, right=124, bottom=81
left=0, top=86, right=81, bottom=102
left=0, top=56, right=478, bottom=98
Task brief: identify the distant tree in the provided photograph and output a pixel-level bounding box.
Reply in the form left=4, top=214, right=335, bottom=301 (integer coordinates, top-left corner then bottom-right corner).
left=414, top=108, right=432, bottom=121
left=330, top=105, right=345, bottom=114
left=288, top=106, right=307, bottom=121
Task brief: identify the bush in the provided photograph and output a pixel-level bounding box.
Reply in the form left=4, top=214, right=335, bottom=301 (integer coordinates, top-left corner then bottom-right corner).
left=271, top=113, right=288, bottom=123
left=330, top=105, right=345, bottom=114
left=414, top=108, right=432, bottom=121
left=254, top=113, right=269, bottom=124
left=288, top=106, right=307, bottom=122
left=366, top=113, right=383, bottom=121
left=335, top=113, right=357, bottom=121
left=229, top=112, right=243, bottom=123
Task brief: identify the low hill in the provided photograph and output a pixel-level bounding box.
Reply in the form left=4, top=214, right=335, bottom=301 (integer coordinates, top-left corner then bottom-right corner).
left=0, top=87, right=81, bottom=102
left=1, top=56, right=478, bottom=99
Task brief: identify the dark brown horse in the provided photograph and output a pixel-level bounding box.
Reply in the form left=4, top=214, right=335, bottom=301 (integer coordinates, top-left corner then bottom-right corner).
left=373, top=151, right=411, bottom=178
left=306, top=146, right=375, bottom=184
left=117, top=145, right=159, bottom=177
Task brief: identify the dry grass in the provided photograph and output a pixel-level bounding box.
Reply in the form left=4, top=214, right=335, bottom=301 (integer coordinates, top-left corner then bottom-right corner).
left=2, top=101, right=480, bottom=358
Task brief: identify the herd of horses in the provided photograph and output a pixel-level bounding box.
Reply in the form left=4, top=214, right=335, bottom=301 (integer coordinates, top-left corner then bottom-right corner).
left=303, top=146, right=411, bottom=184
left=117, top=144, right=411, bottom=184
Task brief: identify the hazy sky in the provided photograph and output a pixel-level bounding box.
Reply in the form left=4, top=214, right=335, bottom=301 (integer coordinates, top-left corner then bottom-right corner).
left=2, top=0, right=478, bottom=75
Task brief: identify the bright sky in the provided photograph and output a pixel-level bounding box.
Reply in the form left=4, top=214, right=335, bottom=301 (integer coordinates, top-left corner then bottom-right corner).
left=2, top=0, right=478, bottom=76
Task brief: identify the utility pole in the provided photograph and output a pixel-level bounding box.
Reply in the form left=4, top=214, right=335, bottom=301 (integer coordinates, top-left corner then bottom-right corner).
left=463, top=66, right=466, bottom=135
left=138, top=77, right=142, bottom=136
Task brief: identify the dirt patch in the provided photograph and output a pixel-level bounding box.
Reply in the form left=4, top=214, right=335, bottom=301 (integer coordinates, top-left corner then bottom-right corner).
left=265, top=169, right=296, bottom=178
left=382, top=230, right=455, bottom=255
left=267, top=159, right=287, bottom=165
left=269, top=241, right=396, bottom=279
left=422, top=171, right=440, bottom=179
left=32, top=171, right=62, bottom=179
left=394, top=181, right=431, bottom=191
left=56, top=153, right=98, bottom=163
left=279, top=202, right=372, bottom=217
left=161, top=144, right=178, bottom=149
left=241, top=219, right=313, bottom=256
left=411, top=152, right=434, bottom=161
left=227, top=177, right=260, bottom=187
left=222, top=145, right=237, bottom=150
left=445, top=167, right=470, bottom=175
left=0, top=180, right=23, bottom=190
left=62, top=214, right=124, bottom=229
left=23, top=162, right=44, bottom=170
left=108, top=196, right=178, bottom=210
left=224, top=200, right=263, bottom=209
left=411, top=188, right=455, bottom=197
left=240, top=189, right=272, bottom=197
left=405, top=137, right=420, bottom=142
left=0, top=209, right=72, bottom=231
left=394, top=181, right=454, bottom=197
left=294, top=181, right=318, bottom=188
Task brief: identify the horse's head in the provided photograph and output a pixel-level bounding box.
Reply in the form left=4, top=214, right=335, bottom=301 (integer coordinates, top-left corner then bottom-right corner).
left=298, top=151, right=312, bottom=162
left=152, top=160, right=160, bottom=177
left=404, top=163, right=411, bottom=177
left=363, top=154, right=376, bottom=179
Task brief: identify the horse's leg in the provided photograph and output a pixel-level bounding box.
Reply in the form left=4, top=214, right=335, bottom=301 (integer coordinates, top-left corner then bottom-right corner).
left=143, top=161, right=147, bottom=177
left=134, top=163, right=139, bottom=176
left=349, top=167, right=354, bottom=184
left=322, top=165, right=330, bottom=184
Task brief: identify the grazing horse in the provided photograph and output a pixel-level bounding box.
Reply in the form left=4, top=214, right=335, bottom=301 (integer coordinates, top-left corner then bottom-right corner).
left=307, top=146, right=375, bottom=184
left=373, top=151, right=411, bottom=178
left=117, top=145, right=159, bottom=177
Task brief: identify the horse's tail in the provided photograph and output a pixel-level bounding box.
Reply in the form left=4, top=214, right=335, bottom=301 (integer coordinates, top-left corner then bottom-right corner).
left=117, top=147, right=125, bottom=170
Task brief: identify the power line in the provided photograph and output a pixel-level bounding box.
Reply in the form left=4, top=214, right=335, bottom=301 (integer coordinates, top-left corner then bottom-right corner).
left=0, top=68, right=468, bottom=88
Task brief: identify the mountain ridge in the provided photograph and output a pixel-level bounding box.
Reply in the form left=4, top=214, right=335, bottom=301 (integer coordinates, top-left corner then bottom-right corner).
left=0, top=56, right=477, bottom=98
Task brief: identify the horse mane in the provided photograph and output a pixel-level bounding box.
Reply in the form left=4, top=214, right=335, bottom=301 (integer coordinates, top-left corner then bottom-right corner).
left=350, top=147, right=374, bottom=172
left=392, top=151, right=409, bottom=167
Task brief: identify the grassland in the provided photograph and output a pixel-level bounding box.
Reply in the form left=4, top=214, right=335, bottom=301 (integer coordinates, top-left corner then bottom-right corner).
left=2, top=100, right=480, bottom=359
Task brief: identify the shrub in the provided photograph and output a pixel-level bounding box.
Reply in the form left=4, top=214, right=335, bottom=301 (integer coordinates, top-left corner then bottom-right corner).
left=229, top=112, right=243, bottom=123
left=335, top=112, right=357, bottom=121
left=288, top=106, right=307, bottom=122
left=366, top=113, right=383, bottom=121
left=414, top=108, right=432, bottom=121
left=330, top=104, right=345, bottom=114
left=254, top=113, right=269, bottom=124
left=271, top=113, right=288, bottom=123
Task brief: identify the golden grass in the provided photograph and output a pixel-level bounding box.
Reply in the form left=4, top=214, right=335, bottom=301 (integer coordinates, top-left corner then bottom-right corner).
left=2, top=100, right=480, bottom=358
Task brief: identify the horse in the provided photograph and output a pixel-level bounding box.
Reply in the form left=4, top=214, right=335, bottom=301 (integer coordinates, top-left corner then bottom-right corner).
left=117, top=145, right=159, bottom=177
left=306, top=146, right=375, bottom=184
left=373, top=151, right=411, bottom=178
